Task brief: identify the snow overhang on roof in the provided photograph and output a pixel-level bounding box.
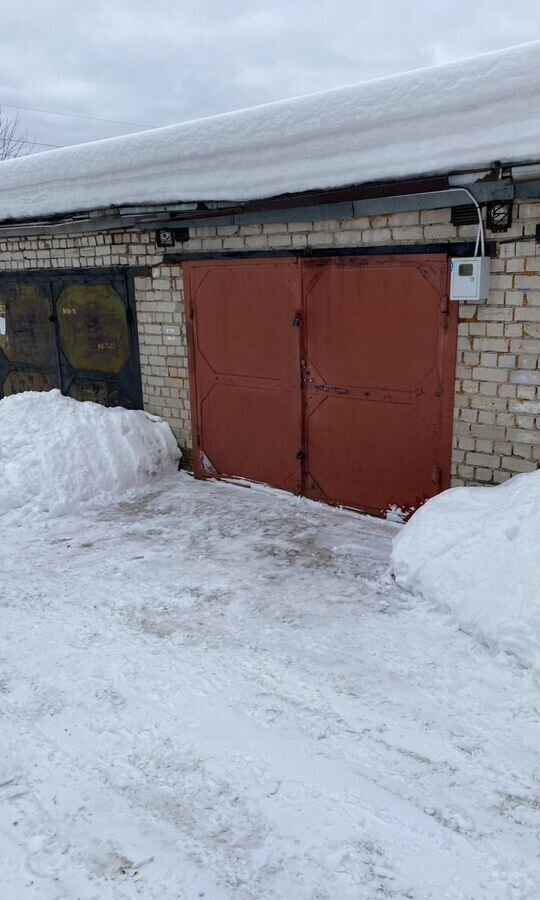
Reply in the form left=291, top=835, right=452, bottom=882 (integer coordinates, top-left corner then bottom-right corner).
left=0, top=41, right=539, bottom=225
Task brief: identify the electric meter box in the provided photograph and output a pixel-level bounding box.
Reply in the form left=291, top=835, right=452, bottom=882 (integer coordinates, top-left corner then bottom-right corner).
left=450, top=256, right=490, bottom=302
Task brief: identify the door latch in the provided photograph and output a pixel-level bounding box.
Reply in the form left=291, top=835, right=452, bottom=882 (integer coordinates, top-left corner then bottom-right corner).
left=292, top=312, right=302, bottom=327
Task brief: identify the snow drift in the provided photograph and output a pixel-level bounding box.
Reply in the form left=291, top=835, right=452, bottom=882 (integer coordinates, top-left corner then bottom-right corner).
left=0, top=42, right=539, bottom=222
left=0, top=390, right=180, bottom=516
left=391, top=472, right=540, bottom=669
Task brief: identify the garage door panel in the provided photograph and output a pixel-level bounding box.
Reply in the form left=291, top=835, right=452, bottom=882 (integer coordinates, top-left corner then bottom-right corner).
left=194, top=266, right=300, bottom=382
left=2, top=370, right=56, bottom=396
left=186, top=260, right=303, bottom=493
left=57, top=284, right=130, bottom=375
left=306, top=395, right=439, bottom=513
left=303, top=255, right=455, bottom=514
left=199, top=383, right=301, bottom=490
left=305, top=263, right=442, bottom=391
left=0, top=282, right=55, bottom=366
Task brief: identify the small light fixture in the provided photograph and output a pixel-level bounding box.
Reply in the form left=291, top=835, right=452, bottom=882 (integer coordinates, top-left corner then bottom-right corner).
left=155, top=228, right=175, bottom=248
left=486, top=200, right=513, bottom=233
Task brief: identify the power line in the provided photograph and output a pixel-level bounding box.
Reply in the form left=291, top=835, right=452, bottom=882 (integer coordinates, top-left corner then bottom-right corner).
left=20, top=138, right=64, bottom=149
left=0, top=101, right=157, bottom=129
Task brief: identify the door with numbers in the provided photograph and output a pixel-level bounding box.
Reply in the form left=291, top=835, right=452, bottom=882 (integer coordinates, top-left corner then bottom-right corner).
left=0, top=272, right=142, bottom=409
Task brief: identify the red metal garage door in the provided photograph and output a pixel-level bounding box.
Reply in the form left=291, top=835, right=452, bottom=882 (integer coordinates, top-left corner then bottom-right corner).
left=184, top=259, right=303, bottom=492
left=185, top=255, right=456, bottom=515
left=303, top=255, right=456, bottom=514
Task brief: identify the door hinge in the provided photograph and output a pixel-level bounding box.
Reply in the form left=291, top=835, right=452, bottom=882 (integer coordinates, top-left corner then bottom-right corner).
left=431, top=464, right=442, bottom=485
left=296, top=450, right=306, bottom=461
left=292, top=311, right=302, bottom=327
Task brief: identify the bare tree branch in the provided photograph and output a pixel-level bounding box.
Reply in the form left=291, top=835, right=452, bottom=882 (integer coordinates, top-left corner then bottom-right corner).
left=0, top=108, right=35, bottom=160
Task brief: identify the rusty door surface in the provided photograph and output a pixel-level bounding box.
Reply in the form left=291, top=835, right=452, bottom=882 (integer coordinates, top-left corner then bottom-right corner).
left=185, top=259, right=303, bottom=492
left=302, top=255, right=456, bottom=513
left=185, top=254, right=456, bottom=515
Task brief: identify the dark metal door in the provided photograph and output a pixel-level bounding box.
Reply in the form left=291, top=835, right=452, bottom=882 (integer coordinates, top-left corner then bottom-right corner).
left=185, top=259, right=303, bottom=492
left=0, top=272, right=142, bottom=409
left=0, top=280, right=58, bottom=396
left=302, top=255, right=456, bottom=514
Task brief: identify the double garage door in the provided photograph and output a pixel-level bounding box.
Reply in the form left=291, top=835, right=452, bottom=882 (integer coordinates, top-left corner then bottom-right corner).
left=185, top=255, right=457, bottom=516
left=0, top=273, right=142, bottom=408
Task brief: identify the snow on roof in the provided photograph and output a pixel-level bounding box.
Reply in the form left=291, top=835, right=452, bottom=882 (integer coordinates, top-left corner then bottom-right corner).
left=0, top=41, right=539, bottom=223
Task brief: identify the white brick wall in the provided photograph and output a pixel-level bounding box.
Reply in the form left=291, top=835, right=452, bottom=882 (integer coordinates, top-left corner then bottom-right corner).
left=134, top=265, right=191, bottom=451
left=1, top=197, right=539, bottom=485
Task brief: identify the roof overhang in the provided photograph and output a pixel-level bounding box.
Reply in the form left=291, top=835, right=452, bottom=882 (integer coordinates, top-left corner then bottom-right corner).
left=0, top=165, right=537, bottom=238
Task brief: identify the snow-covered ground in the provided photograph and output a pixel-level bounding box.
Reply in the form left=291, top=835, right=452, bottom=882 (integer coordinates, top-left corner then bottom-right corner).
left=2, top=469, right=538, bottom=900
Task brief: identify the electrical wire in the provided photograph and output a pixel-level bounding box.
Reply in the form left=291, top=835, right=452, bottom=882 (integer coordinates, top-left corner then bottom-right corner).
left=18, top=138, right=64, bottom=150
left=446, top=186, right=486, bottom=256
left=0, top=101, right=156, bottom=129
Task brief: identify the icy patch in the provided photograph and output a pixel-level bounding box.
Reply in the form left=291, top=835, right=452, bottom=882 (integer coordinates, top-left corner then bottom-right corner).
left=390, top=471, right=540, bottom=669
left=0, top=390, right=180, bottom=517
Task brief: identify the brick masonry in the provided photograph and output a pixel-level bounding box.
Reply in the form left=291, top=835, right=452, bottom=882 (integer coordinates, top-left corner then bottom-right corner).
left=0, top=198, right=539, bottom=487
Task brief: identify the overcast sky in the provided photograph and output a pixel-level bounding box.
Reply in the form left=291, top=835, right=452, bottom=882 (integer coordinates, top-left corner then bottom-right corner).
left=1, top=0, right=539, bottom=153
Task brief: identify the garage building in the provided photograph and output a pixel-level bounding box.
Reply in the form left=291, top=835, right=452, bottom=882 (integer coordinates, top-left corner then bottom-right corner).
left=1, top=42, right=539, bottom=515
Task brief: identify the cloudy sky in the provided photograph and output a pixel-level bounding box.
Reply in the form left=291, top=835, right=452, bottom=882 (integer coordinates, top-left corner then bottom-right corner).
left=1, top=0, right=539, bottom=153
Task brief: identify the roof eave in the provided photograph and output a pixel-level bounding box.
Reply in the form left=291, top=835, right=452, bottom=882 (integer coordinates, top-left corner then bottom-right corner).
left=1, top=164, right=539, bottom=237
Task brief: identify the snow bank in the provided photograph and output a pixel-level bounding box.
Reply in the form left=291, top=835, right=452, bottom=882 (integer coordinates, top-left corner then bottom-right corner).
left=0, top=42, right=539, bottom=222
left=0, top=390, right=180, bottom=516
left=391, top=472, right=540, bottom=669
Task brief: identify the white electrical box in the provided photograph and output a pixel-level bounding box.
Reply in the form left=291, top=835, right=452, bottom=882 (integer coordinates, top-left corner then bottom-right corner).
left=450, top=256, right=490, bottom=302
